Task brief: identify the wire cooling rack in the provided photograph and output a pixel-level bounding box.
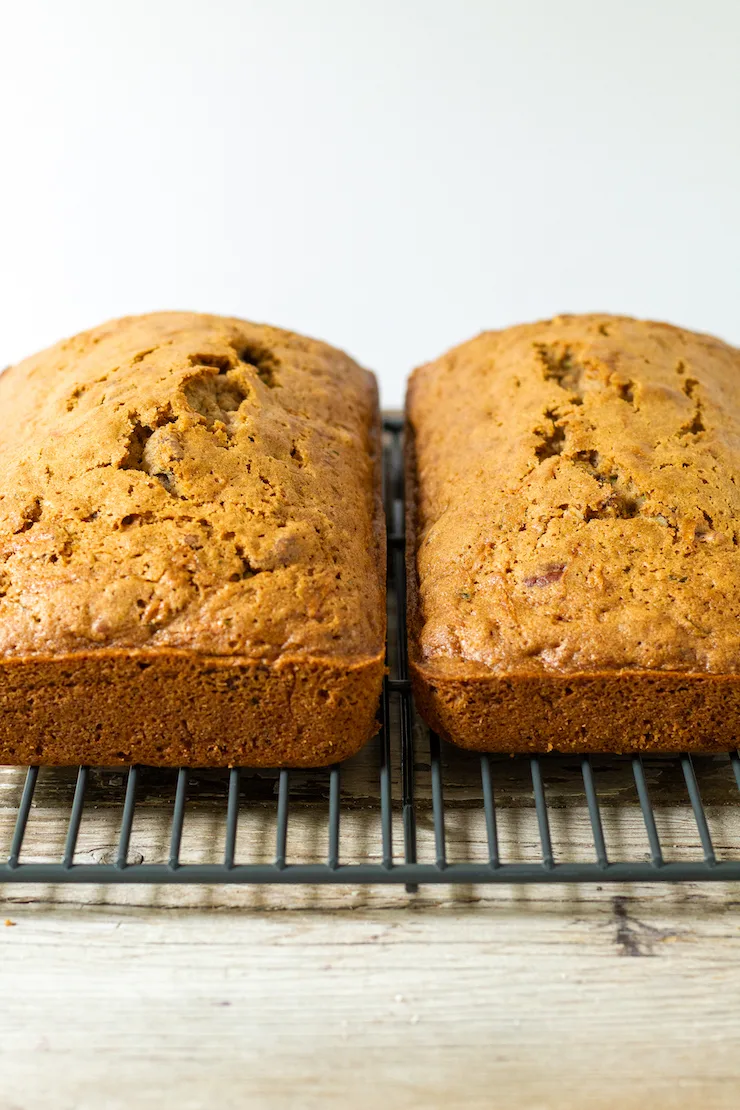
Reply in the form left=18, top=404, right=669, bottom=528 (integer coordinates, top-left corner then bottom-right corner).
left=2, top=415, right=740, bottom=888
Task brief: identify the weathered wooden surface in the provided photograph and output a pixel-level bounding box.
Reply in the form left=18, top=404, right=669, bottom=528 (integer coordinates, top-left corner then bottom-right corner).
left=2, top=891, right=740, bottom=1110
left=2, top=737, right=740, bottom=1108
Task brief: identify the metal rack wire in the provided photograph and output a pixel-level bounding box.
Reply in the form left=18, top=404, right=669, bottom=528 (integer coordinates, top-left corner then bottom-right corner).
left=2, top=415, right=740, bottom=887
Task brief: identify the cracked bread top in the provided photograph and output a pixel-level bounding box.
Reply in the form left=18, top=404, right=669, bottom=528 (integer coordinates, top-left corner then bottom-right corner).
left=0, top=312, right=384, bottom=661
left=407, top=314, right=740, bottom=676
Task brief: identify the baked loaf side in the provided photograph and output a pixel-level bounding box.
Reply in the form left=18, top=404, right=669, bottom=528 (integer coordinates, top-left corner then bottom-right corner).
left=0, top=312, right=385, bottom=766
left=407, top=314, right=740, bottom=753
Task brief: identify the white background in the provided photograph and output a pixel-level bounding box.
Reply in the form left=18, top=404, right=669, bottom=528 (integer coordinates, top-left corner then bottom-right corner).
left=1, top=0, right=738, bottom=406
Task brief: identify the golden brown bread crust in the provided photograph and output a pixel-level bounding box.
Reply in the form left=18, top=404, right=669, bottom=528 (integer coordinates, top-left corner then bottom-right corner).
left=0, top=652, right=382, bottom=767
left=406, top=314, right=740, bottom=753
left=0, top=312, right=385, bottom=766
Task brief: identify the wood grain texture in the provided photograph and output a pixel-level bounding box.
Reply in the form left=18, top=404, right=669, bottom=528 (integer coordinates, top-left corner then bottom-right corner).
left=2, top=739, right=740, bottom=1108
left=1, top=895, right=740, bottom=1110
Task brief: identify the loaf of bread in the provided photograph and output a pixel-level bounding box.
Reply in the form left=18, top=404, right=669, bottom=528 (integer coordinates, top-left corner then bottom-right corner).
left=0, top=313, right=385, bottom=766
left=406, top=314, right=740, bottom=753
